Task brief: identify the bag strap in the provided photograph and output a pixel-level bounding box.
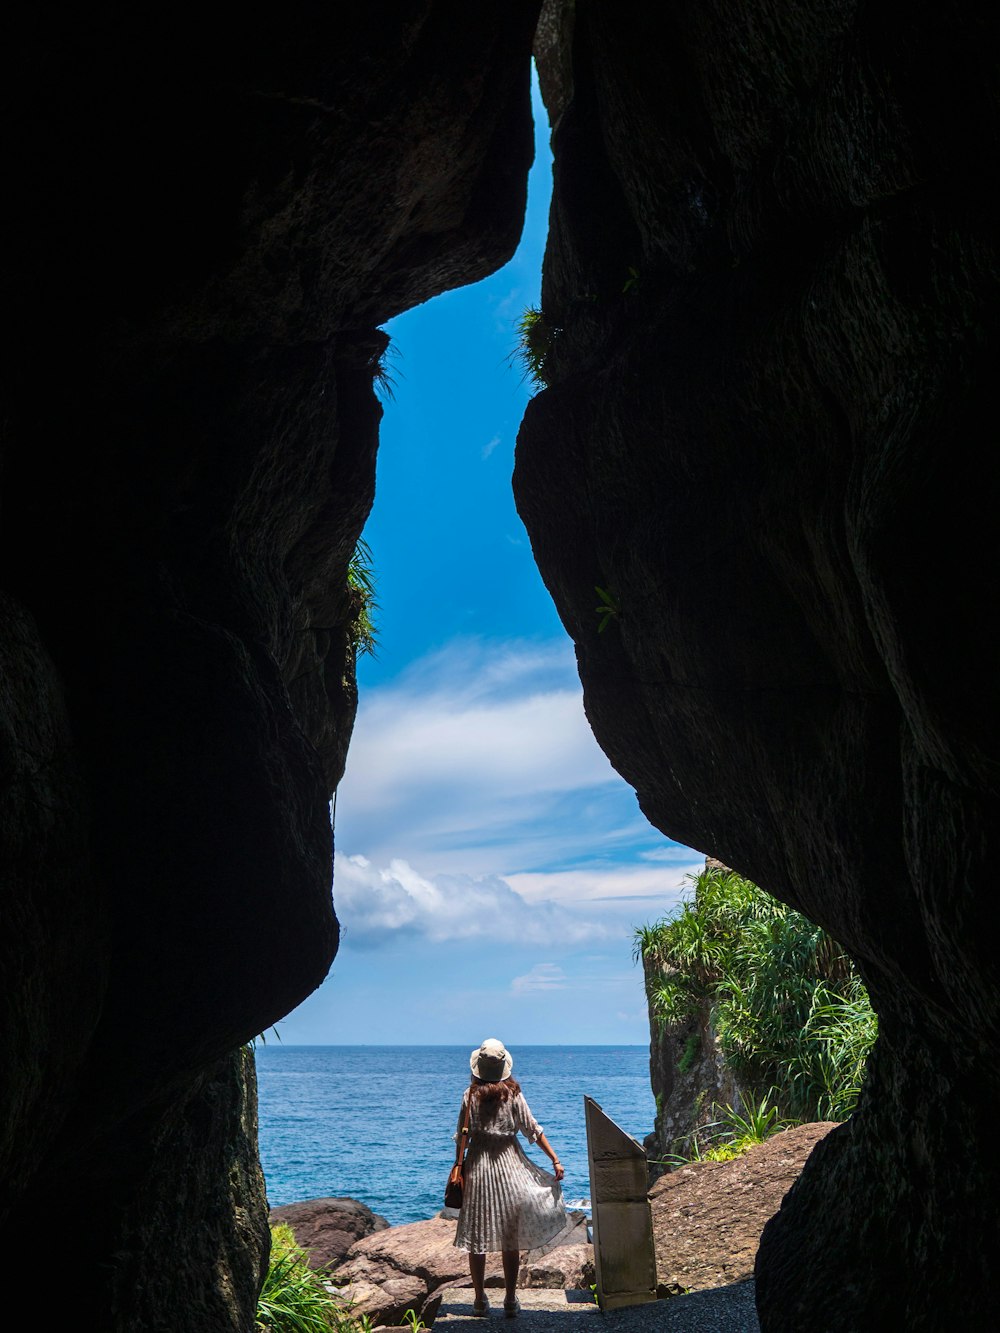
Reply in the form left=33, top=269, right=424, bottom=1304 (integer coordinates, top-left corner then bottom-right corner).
left=457, top=1091, right=472, bottom=1162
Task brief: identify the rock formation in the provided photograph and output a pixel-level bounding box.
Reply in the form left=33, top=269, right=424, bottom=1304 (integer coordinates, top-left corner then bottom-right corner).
left=0, top=6, right=540, bottom=1328
left=331, top=1213, right=591, bottom=1326
left=649, top=1123, right=836, bottom=1296
left=3, top=2, right=999, bottom=1329
left=642, top=967, right=740, bottom=1181
left=270, top=1196, right=390, bottom=1271
left=517, top=2, right=1000, bottom=1327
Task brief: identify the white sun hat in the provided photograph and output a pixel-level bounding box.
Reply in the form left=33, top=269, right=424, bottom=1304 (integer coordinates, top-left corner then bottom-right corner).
left=470, top=1038, right=513, bottom=1082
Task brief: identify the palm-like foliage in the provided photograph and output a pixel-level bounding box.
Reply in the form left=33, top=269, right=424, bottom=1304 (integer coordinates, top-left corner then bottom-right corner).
left=636, top=868, right=877, bottom=1124
left=512, top=307, right=559, bottom=389
left=257, top=1225, right=348, bottom=1332
left=347, top=538, right=378, bottom=657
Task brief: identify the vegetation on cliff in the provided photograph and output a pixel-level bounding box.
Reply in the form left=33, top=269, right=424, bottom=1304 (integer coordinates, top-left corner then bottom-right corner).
left=347, top=538, right=379, bottom=658
left=636, top=867, right=877, bottom=1125
left=512, top=306, right=559, bottom=389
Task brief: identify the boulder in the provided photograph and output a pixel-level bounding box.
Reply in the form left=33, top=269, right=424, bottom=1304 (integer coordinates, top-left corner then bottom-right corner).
left=649, top=1122, right=837, bottom=1294
left=331, top=1216, right=501, bottom=1322
left=519, top=1242, right=594, bottom=1291
left=270, top=1196, right=389, bottom=1270
left=332, top=1210, right=594, bottom=1324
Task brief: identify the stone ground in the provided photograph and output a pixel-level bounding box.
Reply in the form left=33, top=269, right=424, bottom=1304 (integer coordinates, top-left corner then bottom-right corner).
left=432, top=1283, right=760, bottom=1333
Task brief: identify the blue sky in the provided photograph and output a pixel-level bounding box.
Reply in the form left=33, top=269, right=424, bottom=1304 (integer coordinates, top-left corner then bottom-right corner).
left=279, top=72, right=703, bottom=1046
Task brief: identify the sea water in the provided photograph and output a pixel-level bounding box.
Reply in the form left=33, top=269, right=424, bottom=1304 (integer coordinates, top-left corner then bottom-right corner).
left=256, top=1045, right=655, bottom=1226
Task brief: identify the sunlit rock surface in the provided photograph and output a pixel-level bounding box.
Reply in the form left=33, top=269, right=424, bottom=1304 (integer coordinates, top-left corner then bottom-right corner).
left=518, top=2, right=1000, bottom=1327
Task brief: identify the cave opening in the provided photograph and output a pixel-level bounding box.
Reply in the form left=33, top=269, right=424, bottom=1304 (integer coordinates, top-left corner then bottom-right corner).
left=255, top=62, right=686, bottom=1226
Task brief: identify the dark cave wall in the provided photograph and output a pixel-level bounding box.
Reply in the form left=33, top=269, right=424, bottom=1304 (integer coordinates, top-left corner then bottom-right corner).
left=4, top=2, right=998, bottom=1327
left=0, top=4, right=540, bottom=1328
left=519, top=2, right=1000, bottom=1328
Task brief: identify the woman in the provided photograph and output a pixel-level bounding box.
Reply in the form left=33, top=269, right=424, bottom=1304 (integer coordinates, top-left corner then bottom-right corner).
left=451, top=1038, right=567, bottom=1318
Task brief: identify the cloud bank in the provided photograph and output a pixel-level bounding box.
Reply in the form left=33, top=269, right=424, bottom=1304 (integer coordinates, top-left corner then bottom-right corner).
left=330, top=637, right=702, bottom=953
left=333, top=854, right=611, bottom=951
left=335, top=638, right=666, bottom=876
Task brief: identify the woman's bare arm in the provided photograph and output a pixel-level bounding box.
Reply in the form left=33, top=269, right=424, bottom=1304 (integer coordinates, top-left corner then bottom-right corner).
left=536, top=1131, right=564, bottom=1180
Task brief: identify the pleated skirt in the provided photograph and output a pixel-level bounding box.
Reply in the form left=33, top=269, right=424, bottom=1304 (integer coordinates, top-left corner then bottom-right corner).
left=454, top=1134, right=567, bottom=1253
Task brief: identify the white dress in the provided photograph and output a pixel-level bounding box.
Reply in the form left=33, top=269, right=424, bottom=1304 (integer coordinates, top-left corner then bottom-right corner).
left=453, top=1086, right=567, bottom=1253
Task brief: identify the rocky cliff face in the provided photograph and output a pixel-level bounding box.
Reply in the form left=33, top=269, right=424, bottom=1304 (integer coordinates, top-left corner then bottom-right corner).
left=0, top=6, right=539, bottom=1328
left=642, top=981, right=741, bottom=1181
left=517, top=2, right=1000, bottom=1328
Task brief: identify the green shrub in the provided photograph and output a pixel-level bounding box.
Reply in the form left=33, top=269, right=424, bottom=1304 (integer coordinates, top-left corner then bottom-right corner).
left=257, top=1225, right=359, bottom=1333
left=636, top=867, right=877, bottom=1123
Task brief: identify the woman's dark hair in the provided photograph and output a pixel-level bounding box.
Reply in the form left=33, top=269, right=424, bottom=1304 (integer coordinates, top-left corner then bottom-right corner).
left=470, top=1076, right=521, bottom=1121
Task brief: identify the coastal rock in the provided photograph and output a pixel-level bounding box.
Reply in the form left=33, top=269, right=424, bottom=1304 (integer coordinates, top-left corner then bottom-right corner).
left=332, top=1216, right=497, bottom=1322
left=519, top=1242, right=594, bottom=1291
left=270, top=1196, right=389, bottom=1270
left=642, top=958, right=741, bottom=1181
left=332, top=1212, right=594, bottom=1324
left=649, top=1123, right=837, bottom=1294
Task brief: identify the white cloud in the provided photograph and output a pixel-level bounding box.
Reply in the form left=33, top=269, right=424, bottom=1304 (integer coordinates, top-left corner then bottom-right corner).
left=507, top=862, right=703, bottom=909
left=511, top=963, right=567, bottom=994
left=335, top=639, right=647, bottom=874
left=482, top=434, right=501, bottom=460
left=332, top=853, right=611, bottom=952
left=331, top=638, right=701, bottom=945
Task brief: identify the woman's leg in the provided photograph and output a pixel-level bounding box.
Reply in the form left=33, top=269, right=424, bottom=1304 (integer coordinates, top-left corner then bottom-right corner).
left=469, top=1251, right=487, bottom=1302
left=502, top=1250, right=519, bottom=1307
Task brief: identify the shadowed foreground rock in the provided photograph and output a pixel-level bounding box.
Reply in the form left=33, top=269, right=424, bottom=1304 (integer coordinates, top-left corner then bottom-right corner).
left=518, top=2, right=1000, bottom=1327
left=0, top=5, right=540, bottom=1328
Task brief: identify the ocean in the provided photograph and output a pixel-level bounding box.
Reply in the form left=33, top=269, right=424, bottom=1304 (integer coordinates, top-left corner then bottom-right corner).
left=256, top=1045, right=655, bottom=1226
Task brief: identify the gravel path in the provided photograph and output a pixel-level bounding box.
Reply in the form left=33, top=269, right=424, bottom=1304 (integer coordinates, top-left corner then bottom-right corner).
left=434, top=1282, right=759, bottom=1333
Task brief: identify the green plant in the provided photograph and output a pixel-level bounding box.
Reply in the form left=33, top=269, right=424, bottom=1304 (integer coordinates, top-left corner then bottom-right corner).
left=368, top=332, right=400, bottom=403
left=257, top=1225, right=344, bottom=1332
left=347, top=538, right=378, bottom=657
left=400, top=1311, right=425, bottom=1333
left=677, top=1033, right=700, bottom=1075
left=594, top=586, right=619, bottom=632
left=512, top=307, right=559, bottom=389
left=250, top=1025, right=282, bottom=1050
left=635, top=867, right=877, bottom=1123
left=717, top=1095, right=790, bottom=1147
